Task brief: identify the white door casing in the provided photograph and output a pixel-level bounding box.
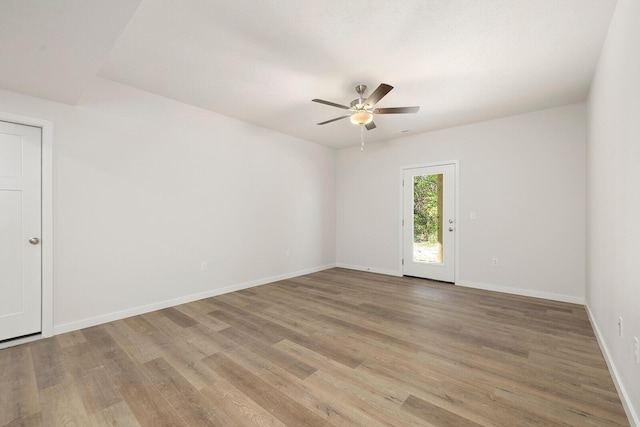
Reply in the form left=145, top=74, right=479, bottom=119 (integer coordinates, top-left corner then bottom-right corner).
left=403, top=163, right=456, bottom=282
left=0, top=120, right=42, bottom=341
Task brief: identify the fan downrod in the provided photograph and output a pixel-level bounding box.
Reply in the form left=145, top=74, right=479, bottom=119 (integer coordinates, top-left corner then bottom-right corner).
left=351, top=84, right=368, bottom=108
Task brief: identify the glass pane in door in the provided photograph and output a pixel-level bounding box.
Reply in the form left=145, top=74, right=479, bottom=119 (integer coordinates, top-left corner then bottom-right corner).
left=413, top=174, right=444, bottom=264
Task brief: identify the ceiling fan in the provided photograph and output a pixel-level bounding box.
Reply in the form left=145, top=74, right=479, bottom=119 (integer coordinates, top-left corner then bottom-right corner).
left=312, top=83, right=419, bottom=131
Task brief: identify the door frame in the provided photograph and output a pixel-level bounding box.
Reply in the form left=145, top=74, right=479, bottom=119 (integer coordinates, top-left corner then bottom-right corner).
left=399, top=160, right=460, bottom=282
left=0, top=111, right=54, bottom=340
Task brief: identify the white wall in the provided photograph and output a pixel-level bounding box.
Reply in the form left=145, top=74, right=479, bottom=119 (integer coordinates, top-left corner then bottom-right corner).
left=0, top=77, right=336, bottom=333
left=337, top=104, right=586, bottom=303
left=587, top=0, right=640, bottom=422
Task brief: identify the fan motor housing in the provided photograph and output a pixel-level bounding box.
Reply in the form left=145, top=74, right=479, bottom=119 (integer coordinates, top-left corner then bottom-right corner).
left=350, top=98, right=367, bottom=109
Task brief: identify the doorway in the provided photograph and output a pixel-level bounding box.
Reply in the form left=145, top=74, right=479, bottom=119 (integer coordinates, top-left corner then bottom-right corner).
left=0, top=120, right=42, bottom=341
left=402, top=163, right=456, bottom=282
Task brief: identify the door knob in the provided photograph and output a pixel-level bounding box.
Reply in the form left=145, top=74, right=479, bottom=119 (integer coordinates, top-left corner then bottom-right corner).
left=29, top=237, right=40, bottom=245
left=448, top=227, right=454, bottom=232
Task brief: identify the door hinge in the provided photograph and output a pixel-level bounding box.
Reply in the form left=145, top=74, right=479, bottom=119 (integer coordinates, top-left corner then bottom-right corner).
left=402, top=179, right=404, bottom=186
left=402, top=259, right=404, bottom=265
left=402, top=219, right=404, bottom=226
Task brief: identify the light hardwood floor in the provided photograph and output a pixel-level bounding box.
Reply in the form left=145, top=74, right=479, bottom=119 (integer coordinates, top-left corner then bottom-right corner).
left=0, top=268, right=629, bottom=426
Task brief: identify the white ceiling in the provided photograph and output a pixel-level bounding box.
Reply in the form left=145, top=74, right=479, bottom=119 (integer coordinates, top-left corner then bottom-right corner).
left=1, top=0, right=617, bottom=149
left=0, top=0, right=142, bottom=104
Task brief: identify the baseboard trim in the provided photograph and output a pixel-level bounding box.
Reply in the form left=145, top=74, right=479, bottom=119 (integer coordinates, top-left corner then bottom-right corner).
left=586, top=304, right=638, bottom=427
left=52, top=264, right=336, bottom=336
left=335, top=263, right=402, bottom=277
left=455, top=280, right=585, bottom=304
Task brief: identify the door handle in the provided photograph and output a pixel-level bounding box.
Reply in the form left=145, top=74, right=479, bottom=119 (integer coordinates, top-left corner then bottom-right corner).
left=448, top=227, right=454, bottom=232
left=29, top=237, right=40, bottom=245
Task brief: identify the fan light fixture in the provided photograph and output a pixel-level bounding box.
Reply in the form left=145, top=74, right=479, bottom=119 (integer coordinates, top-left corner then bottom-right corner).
left=312, top=83, right=420, bottom=151
left=350, top=110, right=373, bottom=125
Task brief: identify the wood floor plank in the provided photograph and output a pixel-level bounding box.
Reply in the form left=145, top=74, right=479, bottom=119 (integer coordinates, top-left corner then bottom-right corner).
left=38, top=381, right=92, bottom=427
left=288, top=332, right=366, bottom=369
left=153, top=346, right=223, bottom=392
left=0, top=346, right=40, bottom=425
left=140, top=311, right=220, bottom=360
left=0, top=268, right=629, bottom=426
left=124, top=315, right=161, bottom=337
left=89, top=401, right=142, bottom=427
left=103, top=345, right=187, bottom=426
left=204, top=352, right=328, bottom=427
left=209, top=300, right=302, bottom=343
left=28, top=338, right=68, bottom=391
left=492, top=386, right=626, bottom=426
left=255, top=298, right=324, bottom=336
left=219, top=327, right=318, bottom=380
left=158, top=307, right=198, bottom=328
left=141, top=324, right=226, bottom=391
left=172, top=302, right=230, bottom=332
left=305, top=368, right=428, bottom=427
left=72, top=364, right=123, bottom=415
left=55, top=331, right=87, bottom=349
left=140, top=357, right=231, bottom=426
left=402, top=394, right=485, bottom=427
left=219, top=342, right=362, bottom=426
left=3, top=411, right=43, bottom=427
left=275, top=339, right=411, bottom=406
left=200, top=378, right=289, bottom=427
left=356, top=348, right=506, bottom=425
left=102, top=320, right=165, bottom=365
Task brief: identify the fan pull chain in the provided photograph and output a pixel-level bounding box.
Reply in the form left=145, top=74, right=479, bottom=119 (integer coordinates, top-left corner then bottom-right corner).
left=360, top=124, right=365, bottom=151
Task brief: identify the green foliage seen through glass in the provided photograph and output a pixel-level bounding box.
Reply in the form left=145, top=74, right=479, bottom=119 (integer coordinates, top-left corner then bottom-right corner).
left=413, top=175, right=440, bottom=243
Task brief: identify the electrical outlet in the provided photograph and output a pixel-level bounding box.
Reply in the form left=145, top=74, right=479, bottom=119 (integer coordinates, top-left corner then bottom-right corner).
left=617, top=317, right=623, bottom=338
left=492, top=258, right=499, bottom=266
left=634, top=337, right=639, bottom=364
left=201, top=262, right=208, bottom=272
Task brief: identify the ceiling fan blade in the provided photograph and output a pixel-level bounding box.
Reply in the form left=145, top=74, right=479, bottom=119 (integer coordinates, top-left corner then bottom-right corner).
left=373, top=106, right=420, bottom=114
left=365, top=121, right=376, bottom=130
left=363, top=83, right=393, bottom=108
left=317, top=115, right=351, bottom=125
left=312, top=99, right=351, bottom=109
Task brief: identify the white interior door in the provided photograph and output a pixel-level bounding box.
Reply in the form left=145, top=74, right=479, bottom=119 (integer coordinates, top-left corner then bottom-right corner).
left=0, top=120, right=42, bottom=341
left=403, top=164, right=455, bottom=282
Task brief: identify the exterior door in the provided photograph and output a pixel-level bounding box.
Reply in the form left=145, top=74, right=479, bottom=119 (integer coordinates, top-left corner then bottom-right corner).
left=403, top=164, right=455, bottom=282
left=0, top=120, right=42, bottom=341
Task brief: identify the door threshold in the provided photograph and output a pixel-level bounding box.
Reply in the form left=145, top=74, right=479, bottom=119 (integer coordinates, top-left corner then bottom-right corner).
left=0, top=333, right=42, bottom=350
left=403, top=275, right=454, bottom=285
